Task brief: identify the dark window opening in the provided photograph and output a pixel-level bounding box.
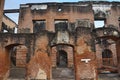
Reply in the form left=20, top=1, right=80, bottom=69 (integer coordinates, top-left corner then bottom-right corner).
left=102, top=49, right=113, bottom=66
left=11, top=47, right=17, bottom=66
left=94, top=20, right=105, bottom=28
left=33, top=20, right=46, bottom=33
left=57, top=50, right=68, bottom=67
left=55, top=19, right=68, bottom=31
left=118, top=17, right=120, bottom=28
left=2, top=22, right=8, bottom=33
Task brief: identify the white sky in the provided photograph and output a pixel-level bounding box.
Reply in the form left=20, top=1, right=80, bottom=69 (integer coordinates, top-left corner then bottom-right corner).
left=94, top=21, right=105, bottom=28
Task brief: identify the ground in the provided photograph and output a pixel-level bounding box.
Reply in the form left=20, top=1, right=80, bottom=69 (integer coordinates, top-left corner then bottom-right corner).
left=98, top=73, right=120, bottom=80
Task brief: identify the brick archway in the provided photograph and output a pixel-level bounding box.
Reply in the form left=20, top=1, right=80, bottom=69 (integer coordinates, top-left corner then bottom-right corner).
left=51, top=44, right=74, bottom=68
left=5, top=44, right=28, bottom=67
left=51, top=44, right=75, bottom=79
left=4, top=44, right=28, bottom=79
left=93, top=27, right=120, bottom=73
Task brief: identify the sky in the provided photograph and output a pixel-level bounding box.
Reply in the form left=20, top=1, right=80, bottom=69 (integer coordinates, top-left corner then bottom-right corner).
left=4, top=0, right=120, bottom=24
left=4, top=0, right=120, bottom=9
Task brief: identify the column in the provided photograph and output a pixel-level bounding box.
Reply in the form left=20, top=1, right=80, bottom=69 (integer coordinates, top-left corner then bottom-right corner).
left=0, top=0, right=5, bottom=31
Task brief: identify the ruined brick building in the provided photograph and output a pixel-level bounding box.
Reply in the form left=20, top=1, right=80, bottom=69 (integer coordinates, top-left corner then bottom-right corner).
left=0, top=0, right=120, bottom=80
left=2, top=15, right=17, bottom=33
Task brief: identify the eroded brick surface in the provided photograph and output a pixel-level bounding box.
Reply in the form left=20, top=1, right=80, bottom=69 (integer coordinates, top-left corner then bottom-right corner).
left=0, top=48, right=10, bottom=80
left=75, top=37, right=97, bottom=80
left=0, top=1, right=120, bottom=80
left=27, top=51, right=51, bottom=80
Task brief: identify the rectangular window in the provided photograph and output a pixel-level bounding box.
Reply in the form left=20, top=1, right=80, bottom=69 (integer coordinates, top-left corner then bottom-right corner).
left=94, top=20, right=105, bottom=28
left=33, top=20, right=46, bottom=33
left=54, top=19, right=68, bottom=31
left=76, top=19, right=90, bottom=28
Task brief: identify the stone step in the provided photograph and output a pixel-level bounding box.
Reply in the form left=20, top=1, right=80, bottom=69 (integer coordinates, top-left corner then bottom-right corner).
left=52, top=78, right=75, bottom=80
left=98, top=73, right=120, bottom=80
left=7, top=78, right=25, bottom=80
left=8, top=67, right=26, bottom=79
left=52, top=67, right=75, bottom=79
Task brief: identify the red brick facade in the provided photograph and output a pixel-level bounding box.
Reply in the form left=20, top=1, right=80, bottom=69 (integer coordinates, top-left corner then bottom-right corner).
left=0, top=1, right=120, bottom=80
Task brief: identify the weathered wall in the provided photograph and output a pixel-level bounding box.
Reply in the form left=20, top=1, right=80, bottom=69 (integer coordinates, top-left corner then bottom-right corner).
left=51, top=47, right=57, bottom=67
left=2, top=15, right=17, bottom=32
left=1, top=1, right=120, bottom=80
left=116, top=40, right=120, bottom=75
left=18, top=6, right=33, bottom=33
left=27, top=51, right=51, bottom=80
left=18, top=2, right=120, bottom=33
left=18, top=3, right=94, bottom=32
left=51, top=45, right=74, bottom=67
left=75, top=27, right=97, bottom=80
left=0, top=33, right=35, bottom=79
left=93, top=27, right=120, bottom=73
left=106, top=5, right=120, bottom=29
left=16, top=45, right=28, bottom=67
left=27, top=32, right=51, bottom=80
left=96, top=40, right=118, bottom=69
left=0, top=48, right=10, bottom=80
left=75, top=37, right=97, bottom=80
left=0, top=0, right=5, bottom=31
left=109, top=43, right=118, bottom=66
left=96, top=44, right=103, bottom=68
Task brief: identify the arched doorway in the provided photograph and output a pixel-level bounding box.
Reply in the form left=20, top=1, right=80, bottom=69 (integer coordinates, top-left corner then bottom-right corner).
left=6, top=45, right=28, bottom=67
left=5, top=44, right=28, bottom=79
left=10, top=47, right=17, bottom=66
left=102, top=49, right=113, bottom=66
left=57, top=50, right=68, bottom=67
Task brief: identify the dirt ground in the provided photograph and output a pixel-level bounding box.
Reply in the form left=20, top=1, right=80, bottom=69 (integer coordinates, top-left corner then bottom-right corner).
left=98, top=73, right=120, bottom=80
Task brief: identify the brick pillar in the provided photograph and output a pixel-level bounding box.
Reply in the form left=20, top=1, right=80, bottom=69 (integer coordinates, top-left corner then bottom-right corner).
left=75, top=27, right=97, bottom=80
left=74, top=40, right=97, bottom=80
left=116, top=40, right=120, bottom=75
left=0, top=0, right=5, bottom=31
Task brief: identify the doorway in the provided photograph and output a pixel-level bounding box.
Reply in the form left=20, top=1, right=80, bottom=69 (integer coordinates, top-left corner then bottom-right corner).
left=57, top=50, right=68, bottom=67
left=102, top=49, right=113, bottom=66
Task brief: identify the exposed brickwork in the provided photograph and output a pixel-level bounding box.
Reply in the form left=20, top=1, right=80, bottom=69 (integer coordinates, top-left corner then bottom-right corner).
left=0, top=0, right=4, bottom=31
left=27, top=51, right=51, bottom=80
left=116, top=40, right=120, bottom=75
left=0, top=1, right=120, bottom=80
left=18, top=3, right=94, bottom=32
left=96, top=42, right=118, bottom=68
left=51, top=47, right=57, bottom=67
left=75, top=37, right=97, bottom=80
left=0, top=48, right=10, bottom=80
left=51, top=46, right=74, bottom=68
left=16, top=45, right=27, bottom=67
left=18, top=7, right=33, bottom=33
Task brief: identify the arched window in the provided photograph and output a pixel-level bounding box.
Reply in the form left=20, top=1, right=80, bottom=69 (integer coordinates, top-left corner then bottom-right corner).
left=102, top=49, right=113, bottom=66
left=57, top=50, right=68, bottom=67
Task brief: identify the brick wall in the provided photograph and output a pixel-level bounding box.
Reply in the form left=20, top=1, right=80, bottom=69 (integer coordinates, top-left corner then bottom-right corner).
left=0, top=48, right=10, bottom=79
left=16, top=45, right=27, bottom=67
left=51, top=45, right=74, bottom=67
left=0, top=0, right=4, bottom=31
left=75, top=37, right=97, bottom=80
left=18, top=3, right=94, bottom=33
